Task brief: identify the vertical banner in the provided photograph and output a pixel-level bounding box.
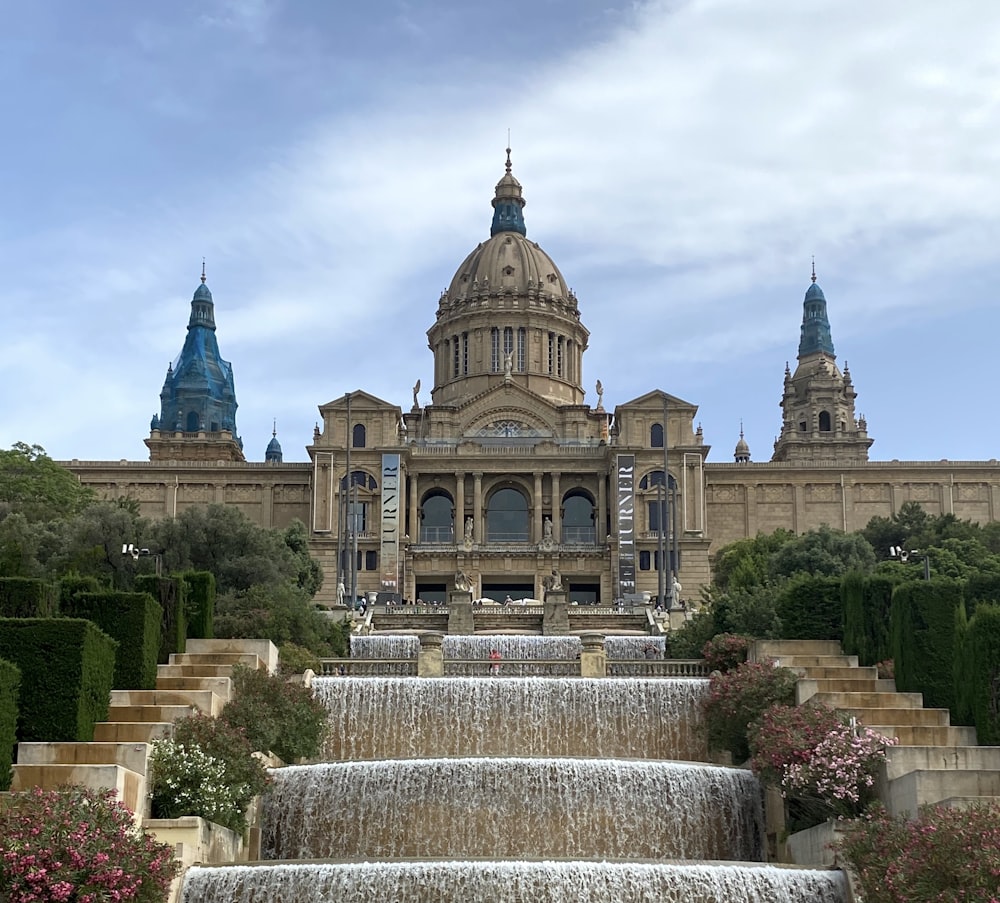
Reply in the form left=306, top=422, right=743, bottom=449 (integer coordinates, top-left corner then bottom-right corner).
left=616, top=454, right=636, bottom=598
left=380, top=454, right=401, bottom=595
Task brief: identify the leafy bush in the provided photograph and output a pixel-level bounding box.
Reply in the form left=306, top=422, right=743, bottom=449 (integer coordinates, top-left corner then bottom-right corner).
left=703, top=661, right=798, bottom=762
left=0, top=577, right=57, bottom=617
left=149, top=713, right=268, bottom=833
left=967, top=604, right=1000, bottom=744
left=0, top=656, right=19, bottom=790
left=220, top=664, right=329, bottom=763
left=278, top=641, right=322, bottom=676
left=701, top=633, right=751, bottom=672
left=180, top=570, right=215, bottom=639
left=665, top=610, right=717, bottom=659
left=749, top=703, right=894, bottom=829
left=0, top=785, right=178, bottom=903
left=776, top=575, right=843, bottom=641
left=837, top=802, right=1000, bottom=903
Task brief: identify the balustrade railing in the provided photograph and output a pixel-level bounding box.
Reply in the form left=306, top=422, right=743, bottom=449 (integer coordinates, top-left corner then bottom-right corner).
left=318, top=656, right=710, bottom=678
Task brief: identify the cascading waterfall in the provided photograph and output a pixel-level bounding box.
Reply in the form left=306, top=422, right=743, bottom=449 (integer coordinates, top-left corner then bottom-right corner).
left=182, top=862, right=849, bottom=903
left=442, top=635, right=581, bottom=675
left=349, top=634, right=420, bottom=659
left=604, top=635, right=667, bottom=659
left=181, top=668, right=851, bottom=903
left=313, top=677, right=711, bottom=761
left=262, top=758, right=764, bottom=861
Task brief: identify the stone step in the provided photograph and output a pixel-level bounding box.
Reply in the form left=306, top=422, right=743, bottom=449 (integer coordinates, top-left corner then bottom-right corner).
left=803, top=677, right=895, bottom=693
left=157, top=663, right=237, bottom=679
left=793, top=665, right=879, bottom=681
left=154, top=676, right=233, bottom=701
left=110, top=689, right=225, bottom=716
left=885, top=769, right=1000, bottom=817
left=753, top=640, right=844, bottom=658
left=106, top=704, right=198, bottom=724
left=772, top=654, right=859, bottom=668
left=884, top=745, right=1000, bottom=780
left=843, top=706, right=950, bottom=727
left=868, top=724, right=977, bottom=746
left=809, top=690, right=925, bottom=709
left=16, top=741, right=150, bottom=774
left=185, top=638, right=278, bottom=673
left=10, top=763, right=147, bottom=820
left=168, top=652, right=264, bottom=670
left=93, top=721, right=175, bottom=743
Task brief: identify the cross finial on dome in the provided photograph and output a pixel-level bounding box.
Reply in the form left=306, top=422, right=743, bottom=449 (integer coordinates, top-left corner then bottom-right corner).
left=201, top=258, right=207, bottom=284
left=491, top=144, right=526, bottom=237
left=811, top=256, right=817, bottom=283
left=272, top=418, right=277, bottom=438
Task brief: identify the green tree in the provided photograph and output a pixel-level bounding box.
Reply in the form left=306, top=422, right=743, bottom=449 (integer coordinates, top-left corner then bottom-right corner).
left=0, top=443, right=94, bottom=522
left=768, top=525, right=876, bottom=580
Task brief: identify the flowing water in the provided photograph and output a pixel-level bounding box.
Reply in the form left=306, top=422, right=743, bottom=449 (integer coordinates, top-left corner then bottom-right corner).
left=181, top=667, right=850, bottom=903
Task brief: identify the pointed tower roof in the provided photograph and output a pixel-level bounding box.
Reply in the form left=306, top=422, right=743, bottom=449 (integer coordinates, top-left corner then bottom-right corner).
left=734, top=422, right=751, bottom=463
left=265, top=421, right=283, bottom=463
left=490, top=147, right=527, bottom=237
left=798, top=261, right=835, bottom=357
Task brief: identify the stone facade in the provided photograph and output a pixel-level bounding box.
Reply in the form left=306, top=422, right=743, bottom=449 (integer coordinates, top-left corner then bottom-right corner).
left=63, top=154, right=1000, bottom=607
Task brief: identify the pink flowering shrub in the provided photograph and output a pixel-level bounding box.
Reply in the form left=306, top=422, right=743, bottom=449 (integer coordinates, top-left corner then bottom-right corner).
left=876, top=658, right=894, bottom=680
left=749, top=703, right=895, bottom=828
left=837, top=802, right=1000, bottom=903
left=703, top=661, right=798, bottom=762
left=0, top=785, right=178, bottom=903
left=701, top=633, right=752, bottom=673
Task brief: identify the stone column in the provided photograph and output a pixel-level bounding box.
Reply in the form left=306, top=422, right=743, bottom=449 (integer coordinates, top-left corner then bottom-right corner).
left=417, top=631, right=444, bottom=677
left=455, top=472, right=466, bottom=538
left=551, top=472, right=561, bottom=542
left=579, top=631, right=606, bottom=677
left=533, top=472, right=543, bottom=542
left=447, top=591, right=475, bottom=635
left=408, top=470, right=419, bottom=543
left=473, top=472, right=483, bottom=542
left=597, top=473, right=607, bottom=543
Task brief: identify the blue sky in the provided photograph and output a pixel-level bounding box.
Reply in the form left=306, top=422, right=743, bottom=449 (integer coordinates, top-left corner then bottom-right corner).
left=2, top=0, right=999, bottom=465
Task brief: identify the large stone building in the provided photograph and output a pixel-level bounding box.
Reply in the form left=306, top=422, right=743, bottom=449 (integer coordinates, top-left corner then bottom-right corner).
left=67, top=153, right=1000, bottom=606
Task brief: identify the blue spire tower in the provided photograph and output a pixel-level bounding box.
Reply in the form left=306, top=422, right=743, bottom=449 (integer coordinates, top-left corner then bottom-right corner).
left=146, top=266, right=245, bottom=462
left=771, top=262, right=872, bottom=463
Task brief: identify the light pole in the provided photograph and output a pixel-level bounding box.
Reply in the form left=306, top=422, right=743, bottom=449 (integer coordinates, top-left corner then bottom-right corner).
left=889, top=546, right=930, bottom=580
left=121, top=543, right=162, bottom=576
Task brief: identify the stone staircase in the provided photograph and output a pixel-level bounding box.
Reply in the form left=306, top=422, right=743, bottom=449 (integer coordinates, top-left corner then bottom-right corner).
left=10, top=639, right=277, bottom=823
left=752, top=639, right=1000, bottom=818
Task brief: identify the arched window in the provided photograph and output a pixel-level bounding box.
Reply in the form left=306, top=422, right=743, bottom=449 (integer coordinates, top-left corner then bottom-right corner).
left=650, top=423, right=664, bottom=448
left=487, top=487, right=529, bottom=542
left=819, top=411, right=832, bottom=432
left=420, top=491, right=453, bottom=543
left=340, top=471, right=377, bottom=490
left=352, top=423, right=366, bottom=448
left=186, top=411, right=200, bottom=432
left=562, top=491, right=595, bottom=544
left=639, top=470, right=676, bottom=490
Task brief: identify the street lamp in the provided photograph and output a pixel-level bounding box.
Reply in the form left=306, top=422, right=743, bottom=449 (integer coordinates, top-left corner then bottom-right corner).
left=889, top=546, right=930, bottom=580
left=121, top=543, right=162, bottom=576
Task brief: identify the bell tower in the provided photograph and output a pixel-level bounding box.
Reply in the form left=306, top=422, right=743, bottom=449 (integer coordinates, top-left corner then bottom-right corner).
left=771, top=267, right=872, bottom=463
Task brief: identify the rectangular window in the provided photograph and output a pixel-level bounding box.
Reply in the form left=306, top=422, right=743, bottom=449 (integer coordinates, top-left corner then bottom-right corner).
left=648, top=500, right=663, bottom=533
left=503, top=326, right=513, bottom=356
left=348, top=501, right=366, bottom=534
left=462, top=332, right=469, bottom=374
left=547, top=333, right=554, bottom=374
left=491, top=328, right=500, bottom=372
left=639, top=550, right=651, bottom=571
left=452, top=335, right=460, bottom=377
left=365, top=550, right=377, bottom=571
left=517, top=327, right=526, bottom=371
left=557, top=336, right=564, bottom=377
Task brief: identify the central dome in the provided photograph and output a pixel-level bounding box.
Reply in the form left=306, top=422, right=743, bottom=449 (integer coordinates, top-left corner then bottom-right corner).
left=445, top=232, right=570, bottom=302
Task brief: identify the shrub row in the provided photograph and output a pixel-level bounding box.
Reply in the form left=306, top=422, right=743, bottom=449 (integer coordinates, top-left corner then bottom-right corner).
left=0, top=577, right=57, bottom=617
left=0, top=618, right=115, bottom=743
left=0, top=656, right=20, bottom=790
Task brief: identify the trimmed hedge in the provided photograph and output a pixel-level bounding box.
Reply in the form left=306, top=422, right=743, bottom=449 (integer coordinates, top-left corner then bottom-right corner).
left=136, top=575, right=186, bottom=662
left=0, top=577, right=57, bottom=618
left=0, top=618, right=116, bottom=742
left=181, top=571, right=215, bottom=640
left=776, top=575, right=843, bottom=641
left=967, top=604, right=1000, bottom=745
left=964, top=573, right=1000, bottom=618
left=843, top=573, right=895, bottom=666
left=59, top=574, right=103, bottom=609
left=61, top=592, right=161, bottom=690
left=892, top=577, right=964, bottom=714
left=0, top=656, right=20, bottom=791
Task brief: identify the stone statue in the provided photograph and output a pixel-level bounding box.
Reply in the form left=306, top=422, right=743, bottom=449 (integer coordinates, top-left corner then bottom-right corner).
left=543, top=516, right=553, bottom=541
left=412, top=379, right=421, bottom=408
left=455, top=570, right=473, bottom=593
left=542, top=568, right=563, bottom=593
left=595, top=379, right=604, bottom=410
left=503, top=350, right=513, bottom=379
left=464, top=516, right=474, bottom=542
left=336, top=581, right=346, bottom=605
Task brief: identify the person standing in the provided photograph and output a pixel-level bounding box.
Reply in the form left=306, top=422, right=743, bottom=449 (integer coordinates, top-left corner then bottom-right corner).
left=489, top=648, right=502, bottom=676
